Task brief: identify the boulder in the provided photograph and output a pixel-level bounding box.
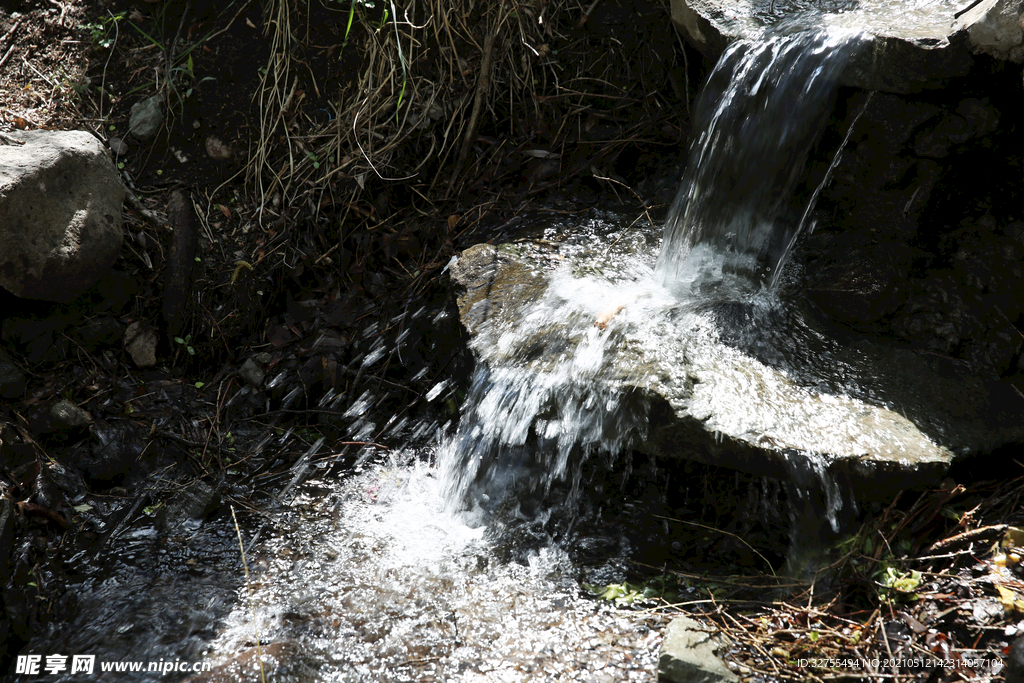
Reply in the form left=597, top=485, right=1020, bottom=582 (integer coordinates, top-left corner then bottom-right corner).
left=449, top=225, right=1024, bottom=502
left=669, top=0, right=987, bottom=93
left=0, top=131, right=124, bottom=302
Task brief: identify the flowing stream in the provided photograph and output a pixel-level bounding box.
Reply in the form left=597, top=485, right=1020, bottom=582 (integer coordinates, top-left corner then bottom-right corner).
left=14, top=26, right=868, bottom=683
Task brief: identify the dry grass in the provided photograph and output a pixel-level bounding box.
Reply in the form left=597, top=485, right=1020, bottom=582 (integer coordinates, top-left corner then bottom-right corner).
left=244, top=0, right=677, bottom=230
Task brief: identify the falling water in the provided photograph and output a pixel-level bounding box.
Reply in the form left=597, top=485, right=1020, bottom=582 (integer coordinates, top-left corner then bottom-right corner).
left=656, top=29, right=866, bottom=296
left=442, top=29, right=871, bottom=526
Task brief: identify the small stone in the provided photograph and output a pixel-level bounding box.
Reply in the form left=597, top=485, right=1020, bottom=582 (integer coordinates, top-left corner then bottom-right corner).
left=124, top=321, right=158, bottom=367
left=108, top=136, right=129, bottom=155
left=658, top=616, right=738, bottom=683
left=129, top=94, right=164, bottom=142
left=40, top=398, right=93, bottom=433
left=239, top=356, right=266, bottom=388
left=156, top=479, right=221, bottom=532
left=205, top=135, right=233, bottom=161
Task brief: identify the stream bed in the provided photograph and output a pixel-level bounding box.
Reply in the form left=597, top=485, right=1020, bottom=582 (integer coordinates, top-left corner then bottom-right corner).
left=14, top=446, right=670, bottom=683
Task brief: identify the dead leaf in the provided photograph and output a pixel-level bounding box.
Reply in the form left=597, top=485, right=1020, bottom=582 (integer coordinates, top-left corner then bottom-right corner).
left=996, top=585, right=1024, bottom=613
left=595, top=305, right=625, bottom=330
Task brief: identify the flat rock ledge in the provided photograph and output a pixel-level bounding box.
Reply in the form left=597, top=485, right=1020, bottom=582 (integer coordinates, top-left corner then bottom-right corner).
left=670, top=0, right=1024, bottom=93
left=451, top=241, right=1024, bottom=500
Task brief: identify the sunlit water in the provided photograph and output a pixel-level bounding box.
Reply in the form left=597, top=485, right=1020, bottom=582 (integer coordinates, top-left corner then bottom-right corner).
left=201, top=457, right=662, bottom=682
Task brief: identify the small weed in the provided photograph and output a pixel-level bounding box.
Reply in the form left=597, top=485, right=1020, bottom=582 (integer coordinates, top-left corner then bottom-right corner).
left=80, top=12, right=126, bottom=50
left=174, top=334, right=196, bottom=355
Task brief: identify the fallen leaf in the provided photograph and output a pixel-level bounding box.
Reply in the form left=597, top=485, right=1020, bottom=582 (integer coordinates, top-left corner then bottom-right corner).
left=595, top=305, right=625, bottom=330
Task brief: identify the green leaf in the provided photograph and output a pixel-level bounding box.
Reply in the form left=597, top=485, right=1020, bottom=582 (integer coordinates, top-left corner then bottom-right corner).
left=73, top=504, right=93, bottom=513
left=194, top=381, right=204, bottom=389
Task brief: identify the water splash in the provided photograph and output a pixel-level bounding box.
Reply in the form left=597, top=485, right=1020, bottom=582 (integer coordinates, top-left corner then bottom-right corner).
left=656, top=29, right=866, bottom=295
left=203, top=458, right=662, bottom=682
left=440, top=234, right=669, bottom=516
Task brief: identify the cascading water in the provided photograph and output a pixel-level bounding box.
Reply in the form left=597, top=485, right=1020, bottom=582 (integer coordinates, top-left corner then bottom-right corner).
left=441, top=28, right=869, bottom=537
left=656, top=28, right=865, bottom=296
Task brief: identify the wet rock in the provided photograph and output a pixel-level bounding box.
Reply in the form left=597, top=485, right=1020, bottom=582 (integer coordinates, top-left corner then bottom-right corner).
left=449, top=243, right=547, bottom=335
left=669, top=0, right=976, bottom=93
left=802, top=240, right=913, bottom=328
left=658, top=616, right=738, bottom=683
left=129, top=94, right=164, bottom=142
left=155, top=479, right=221, bottom=532
left=450, top=235, right=1024, bottom=500
left=890, top=275, right=1023, bottom=375
left=0, top=347, right=26, bottom=399
left=36, top=398, right=93, bottom=434
left=952, top=0, right=1024, bottom=62
left=238, top=356, right=266, bottom=388
left=124, top=321, right=158, bottom=367
left=0, top=130, right=124, bottom=302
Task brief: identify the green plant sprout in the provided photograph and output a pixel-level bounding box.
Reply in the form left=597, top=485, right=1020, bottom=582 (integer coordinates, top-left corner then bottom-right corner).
left=80, top=12, right=126, bottom=49
left=174, top=334, right=195, bottom=355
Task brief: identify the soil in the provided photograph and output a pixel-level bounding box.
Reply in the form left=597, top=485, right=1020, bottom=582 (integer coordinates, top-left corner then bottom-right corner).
left=1, top=0, right=1022, bottom=681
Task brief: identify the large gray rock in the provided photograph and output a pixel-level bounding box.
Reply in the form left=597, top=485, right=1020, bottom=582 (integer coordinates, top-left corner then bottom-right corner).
left=659, top=616, right=737, bottom=683
left=449, top=226, right=1024, bottom=501
left=669, top=0, right=1006, bottom=93
left=0, top=131, right=124, bottom=302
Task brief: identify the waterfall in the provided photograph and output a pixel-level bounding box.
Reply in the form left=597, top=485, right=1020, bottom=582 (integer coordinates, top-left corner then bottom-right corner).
left=441, top=29, right=871, bottom=528
left=656, top=29, right=866, bottom=296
